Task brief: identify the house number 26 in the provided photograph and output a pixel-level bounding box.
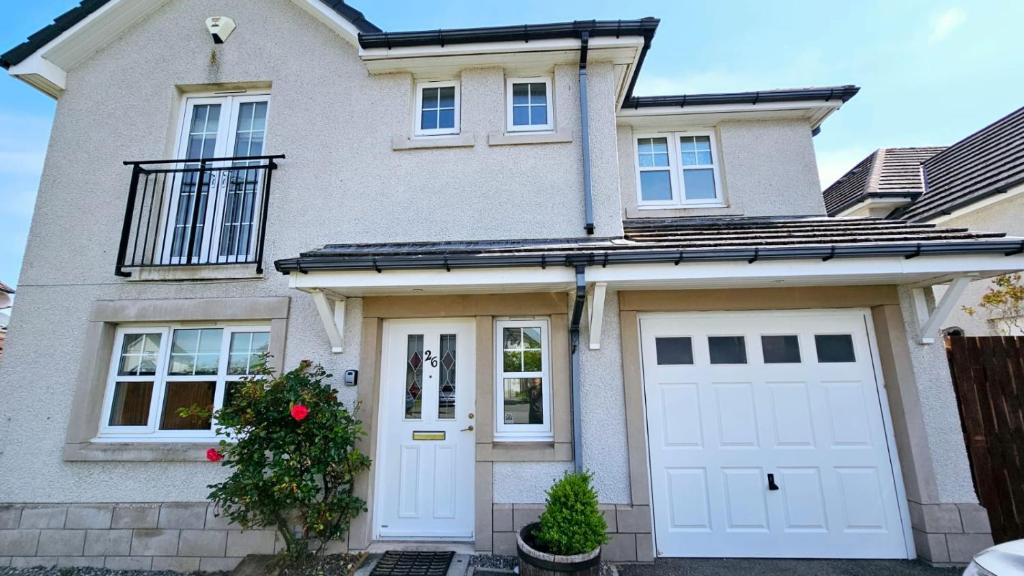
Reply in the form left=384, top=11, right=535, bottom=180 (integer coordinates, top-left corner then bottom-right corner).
left=423, top=350, right=439, bottom=367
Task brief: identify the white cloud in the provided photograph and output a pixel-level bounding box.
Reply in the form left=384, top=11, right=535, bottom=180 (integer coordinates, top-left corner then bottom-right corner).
left=929, top=7, right=967, bottom=43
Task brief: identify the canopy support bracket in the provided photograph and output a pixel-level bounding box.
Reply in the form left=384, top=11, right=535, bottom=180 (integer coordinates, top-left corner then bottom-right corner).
left=587, top=282, right=608, bottom=350
left=310, top=289, right=346, bottom=353
left=914, top=276, right=971, bottom=344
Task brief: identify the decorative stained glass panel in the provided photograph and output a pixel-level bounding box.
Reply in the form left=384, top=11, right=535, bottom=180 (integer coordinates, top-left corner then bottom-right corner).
left=405, top=334, right=424, bottom=419
left=438, top=334, right=457, bottom=420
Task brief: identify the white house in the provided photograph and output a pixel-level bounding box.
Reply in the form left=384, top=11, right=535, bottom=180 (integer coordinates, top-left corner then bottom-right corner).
left=0, top=0, right=1018, bottom=570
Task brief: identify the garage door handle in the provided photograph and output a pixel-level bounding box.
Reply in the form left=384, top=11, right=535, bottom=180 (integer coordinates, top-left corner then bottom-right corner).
left=767, top=473, right=779, bottom=491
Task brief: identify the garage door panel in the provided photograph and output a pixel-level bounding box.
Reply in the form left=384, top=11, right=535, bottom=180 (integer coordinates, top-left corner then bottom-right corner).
left=822, top=381, right=874, bottom=447
left=658, top=383, right=703, bottom=447
left=713, top=382, right=760, bottom=448
left=722, top=467, right=770, bottom=532
left=664, top=467, right=712, bottom=531
left=641, top=311, right=907, bottom=559
left=767, top=382, right=816, bottom=447
left=778, top=467, right=829, bottom=532
left=835, top=467, right=890, bottom=532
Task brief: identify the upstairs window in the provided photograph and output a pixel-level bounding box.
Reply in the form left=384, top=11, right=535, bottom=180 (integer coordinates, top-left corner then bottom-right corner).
left=507, top=77, right=553, bottom=132
left=635, top=131, right=723, bottom=207
left=416, top=81, right=460, bottom=136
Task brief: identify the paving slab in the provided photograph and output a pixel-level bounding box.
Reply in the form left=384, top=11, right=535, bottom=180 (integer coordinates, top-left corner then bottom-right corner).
left=617, top=558, right=962, bottom=576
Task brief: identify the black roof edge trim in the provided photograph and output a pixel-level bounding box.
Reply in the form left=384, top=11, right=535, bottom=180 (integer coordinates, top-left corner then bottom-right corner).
left=357, top=18, right=659, bottom=50
left=1, top=0, right=382, bottom=70
left=274, top=240, right=1023, bottom=275
left=1, top=0, right=113, bottom=70
left=623, top=85, right=860, bottom=109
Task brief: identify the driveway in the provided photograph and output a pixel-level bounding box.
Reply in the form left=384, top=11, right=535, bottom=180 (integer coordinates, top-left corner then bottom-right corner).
left=616, top=558, right=962, bottom=576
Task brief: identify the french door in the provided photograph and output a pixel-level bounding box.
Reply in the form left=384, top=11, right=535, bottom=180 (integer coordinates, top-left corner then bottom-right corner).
left=162, top=94, right=270, bottom=265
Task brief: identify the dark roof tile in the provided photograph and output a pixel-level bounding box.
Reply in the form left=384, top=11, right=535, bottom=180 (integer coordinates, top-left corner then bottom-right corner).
left=276, top=216, right=1021, bottom=273
left=823, top=147, right=946, bottom=215
left=897, top=106, right=1024, bottom=221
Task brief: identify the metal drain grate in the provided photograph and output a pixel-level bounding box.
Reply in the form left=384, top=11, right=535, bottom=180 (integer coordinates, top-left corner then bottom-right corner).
left=371, top=551, right=455, bottom=576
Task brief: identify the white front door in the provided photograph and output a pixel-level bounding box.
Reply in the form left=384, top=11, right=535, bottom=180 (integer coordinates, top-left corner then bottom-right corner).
left=376, top=319, right=476, bottom=540
left=640, top=310, right=909, bottom=558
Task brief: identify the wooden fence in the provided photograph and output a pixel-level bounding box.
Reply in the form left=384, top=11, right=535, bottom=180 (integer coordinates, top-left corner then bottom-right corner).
left=947, top=336, right=1024, bottom=543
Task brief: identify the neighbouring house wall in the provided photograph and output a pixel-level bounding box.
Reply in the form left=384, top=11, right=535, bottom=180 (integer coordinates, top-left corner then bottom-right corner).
left=935, top=187, right=1024, bottom=335
left=616, top=119, right=825, bottom=219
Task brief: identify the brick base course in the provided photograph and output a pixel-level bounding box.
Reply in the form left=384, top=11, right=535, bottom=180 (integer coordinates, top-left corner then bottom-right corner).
left=491, top=503, right=653, bottom=562
left=0, top=502, right=337, bottom=572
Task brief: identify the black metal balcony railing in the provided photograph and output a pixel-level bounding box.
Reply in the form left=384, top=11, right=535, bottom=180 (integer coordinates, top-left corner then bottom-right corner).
left=115, top=155, right=284, bottom=277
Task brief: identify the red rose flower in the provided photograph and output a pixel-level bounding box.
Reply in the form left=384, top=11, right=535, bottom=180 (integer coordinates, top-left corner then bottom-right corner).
left=291, top=404, right=310, bottom=421
left=206, top=448, right=223, bottom=462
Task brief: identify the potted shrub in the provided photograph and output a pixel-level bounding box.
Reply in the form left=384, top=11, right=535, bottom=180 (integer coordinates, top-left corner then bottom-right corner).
left=517, top=471, right=607, bottom=576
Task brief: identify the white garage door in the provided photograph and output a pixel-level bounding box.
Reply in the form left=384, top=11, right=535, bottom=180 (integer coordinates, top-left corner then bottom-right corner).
left=640, top=310, right=909, bottom=558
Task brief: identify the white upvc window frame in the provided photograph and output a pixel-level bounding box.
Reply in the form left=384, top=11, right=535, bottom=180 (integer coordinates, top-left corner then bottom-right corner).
left=506, top=76, right=554, bottom=133
left=414, top=80, right=461, bottom=137
left=494, top=318, right=553, bottom=441
left=97, top=323, right=270, bottom=442
left=634, top=130, right=724, bottom=208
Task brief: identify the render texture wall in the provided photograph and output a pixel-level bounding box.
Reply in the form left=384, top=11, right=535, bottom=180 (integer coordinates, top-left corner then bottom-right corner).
left=937, top=187, right=1024, bottom=335
left=616, top=119, right=826, bottom=219
left=0, top=0, right=623, bottom=504
left=896, top=287, right=977, bottom=503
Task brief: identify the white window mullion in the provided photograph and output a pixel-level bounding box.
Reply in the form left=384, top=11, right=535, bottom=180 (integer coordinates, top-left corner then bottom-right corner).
left=669, top=135, right=683, bottom=205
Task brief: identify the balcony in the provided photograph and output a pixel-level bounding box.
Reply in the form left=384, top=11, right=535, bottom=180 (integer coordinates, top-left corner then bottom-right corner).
left=116, top=155, right=283, bottom=277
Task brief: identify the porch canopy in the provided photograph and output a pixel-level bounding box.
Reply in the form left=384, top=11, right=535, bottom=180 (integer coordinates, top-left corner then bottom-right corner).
left=276, top=216, right=1024, bottom=347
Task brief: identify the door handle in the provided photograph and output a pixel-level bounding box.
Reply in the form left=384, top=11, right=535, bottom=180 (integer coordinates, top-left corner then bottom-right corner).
left=461, top=425, right=475, bottom=432
left=767, top=473, right=779, bottom=491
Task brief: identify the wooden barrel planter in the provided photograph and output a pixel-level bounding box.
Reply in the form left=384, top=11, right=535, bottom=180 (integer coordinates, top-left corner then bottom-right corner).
left=517, top=523, right=601, bottom=576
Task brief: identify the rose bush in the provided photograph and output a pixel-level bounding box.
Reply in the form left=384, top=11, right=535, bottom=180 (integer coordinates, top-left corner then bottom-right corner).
left=206, top=360, right=371, bottom=559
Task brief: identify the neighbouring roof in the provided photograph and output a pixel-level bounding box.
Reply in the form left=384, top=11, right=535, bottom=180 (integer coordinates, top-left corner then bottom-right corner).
left=823, top=147, right=947, bottom=216
left=825, top=106, right=1024, bottom=221
left=276, top=216, right=1022, bottom=273
left=0, top=281, right=12, bottom=294
left=0, top=0, right=381, bottom=69
left=895, top=106, right=1024, bottom=221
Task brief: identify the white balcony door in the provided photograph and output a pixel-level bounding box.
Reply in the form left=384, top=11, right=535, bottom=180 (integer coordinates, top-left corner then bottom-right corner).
left=375, top=319, right=476, bottom=540
left=162, top=94, right=270, bottom=265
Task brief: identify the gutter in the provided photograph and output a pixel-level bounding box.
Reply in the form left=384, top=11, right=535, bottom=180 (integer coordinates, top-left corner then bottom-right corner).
left=622, top=85, right=860, bottom=109
left=275, top=240, right=1024, bottom=274
left=357, top=18, right=659, bottom=50
left=579, top=31, right=595, bottom=235
left=568, top=266, right=587, bottom=473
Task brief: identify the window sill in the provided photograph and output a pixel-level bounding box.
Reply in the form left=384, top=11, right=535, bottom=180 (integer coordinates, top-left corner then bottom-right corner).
left=125, top=263, right=262, bottom=282
left=477, top=440, right=570, bottom=462
left=64, top=441, right=214, bottom=462
left=392, top=133, right=476, bottom=151
left=636, top=203, right=727, bottom=210
left=488, top=131, right=572, bottom=147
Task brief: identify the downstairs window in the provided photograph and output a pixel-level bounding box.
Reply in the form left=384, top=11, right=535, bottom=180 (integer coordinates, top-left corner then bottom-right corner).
left=99, top=324, right=269, bottom=440
left=495, top=319, right=552, bottom=441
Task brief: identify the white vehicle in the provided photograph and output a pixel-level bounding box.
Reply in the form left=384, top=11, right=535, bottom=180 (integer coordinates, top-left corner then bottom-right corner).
left=964, top=540, right=1024, bottom=575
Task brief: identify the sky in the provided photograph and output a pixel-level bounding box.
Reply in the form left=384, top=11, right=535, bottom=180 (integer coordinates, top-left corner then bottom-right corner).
left=1, top=0, right=1023, bottom=294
